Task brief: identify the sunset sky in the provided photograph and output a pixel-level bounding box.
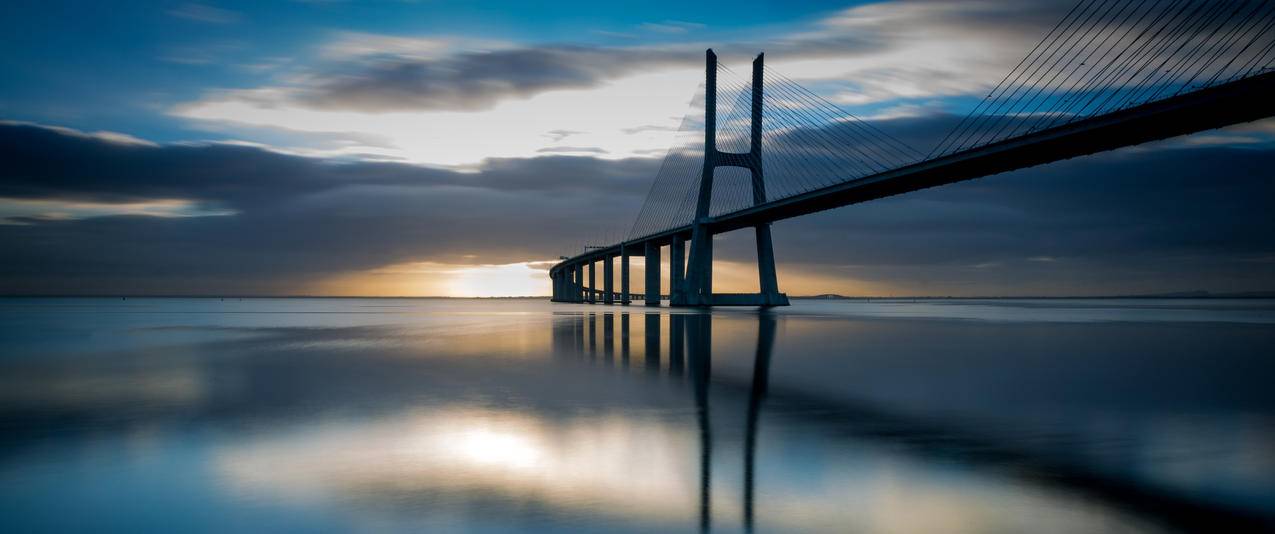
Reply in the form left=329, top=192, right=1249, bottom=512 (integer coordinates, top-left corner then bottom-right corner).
left=3, top=0, right=1274, bottom=297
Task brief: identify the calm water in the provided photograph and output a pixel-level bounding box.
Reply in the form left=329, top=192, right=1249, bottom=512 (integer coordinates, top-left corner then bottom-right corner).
left=1, top=297, right=1273, bottom=533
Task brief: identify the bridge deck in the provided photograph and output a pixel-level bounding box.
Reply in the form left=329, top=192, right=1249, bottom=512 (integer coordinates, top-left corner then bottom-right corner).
left=552, top=71, right=1275, bottom=275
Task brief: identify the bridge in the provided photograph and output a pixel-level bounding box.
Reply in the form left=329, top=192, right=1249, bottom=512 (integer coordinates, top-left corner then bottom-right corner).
left=550, top=0, right=1275, bottom=307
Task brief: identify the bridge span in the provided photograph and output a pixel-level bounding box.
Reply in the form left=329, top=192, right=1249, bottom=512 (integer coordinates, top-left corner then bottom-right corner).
left=550, top=0, right=1275, bottom=307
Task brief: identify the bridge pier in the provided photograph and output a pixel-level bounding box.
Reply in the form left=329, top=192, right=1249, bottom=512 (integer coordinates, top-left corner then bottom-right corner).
left=574, top=264, right=584, bottom=303
left=644, top=241, right=661, bottom=306
left=670, top=234, right=686, bottom=305
left=620, top=245, right=631, bottom=305
left=604, top=255, right=614, bottom=304
left=587, top=261, right=596, bottom=304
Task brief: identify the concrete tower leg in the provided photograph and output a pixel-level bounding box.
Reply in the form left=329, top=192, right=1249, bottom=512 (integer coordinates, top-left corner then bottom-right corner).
left=755, top=224, right=780, bottom=299
left=644, top=241, right=661, bottom=306
left=682, top=49, right=719, bottom=307
left=748, top=54, right=786, bottom=307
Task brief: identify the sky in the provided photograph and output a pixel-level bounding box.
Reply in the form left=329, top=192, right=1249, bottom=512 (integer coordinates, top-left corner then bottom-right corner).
left=2, top=0, right=1274, bottom=297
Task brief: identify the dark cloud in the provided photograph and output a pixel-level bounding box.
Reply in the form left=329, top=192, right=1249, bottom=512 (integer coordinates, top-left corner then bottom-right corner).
left=3, top=118, right=1273, bottom=296
left=537, top=146, right=608, bottom=154
left=0, top=123, right=646, bottom=206
left=730, top=138, right=1275, bottom=295
left=298, top=46, right=701, bottom=112
left=543, top=129, right=584, bottom=142
left=621, top=124, right=679, bottom=135
left=0, top=123, right=654, bottom=294
left=276, top=0, right=1073, bottom=115
left=287, top=22, right=896, bottom=113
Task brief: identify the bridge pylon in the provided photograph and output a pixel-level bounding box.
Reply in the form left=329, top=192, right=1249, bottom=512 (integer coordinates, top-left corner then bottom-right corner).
left=674, top=49, right=789, bottom=307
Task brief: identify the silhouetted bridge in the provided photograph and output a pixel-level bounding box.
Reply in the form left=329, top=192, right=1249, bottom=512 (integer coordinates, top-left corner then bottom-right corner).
left=551, top=0, right=1275, bottom=306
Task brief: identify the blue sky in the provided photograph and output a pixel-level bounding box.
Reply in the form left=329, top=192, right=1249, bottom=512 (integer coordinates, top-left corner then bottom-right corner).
left=2, top=0, right=1274, bottom=296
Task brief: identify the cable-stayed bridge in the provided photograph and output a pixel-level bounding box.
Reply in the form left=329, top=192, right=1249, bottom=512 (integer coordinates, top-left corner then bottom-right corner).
left=550, top=0, right=1275, bottom=307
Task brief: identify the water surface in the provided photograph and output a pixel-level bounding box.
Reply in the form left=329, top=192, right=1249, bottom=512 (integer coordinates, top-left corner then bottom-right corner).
left=1, top=297, right=1273, bottom=532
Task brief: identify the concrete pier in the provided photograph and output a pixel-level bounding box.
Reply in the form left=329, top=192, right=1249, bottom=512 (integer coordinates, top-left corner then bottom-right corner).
left=620, top=245, right=631, bottom=305
left=603, top=256, right=614, bottom=304
left=587, top=261, right=596, bottom=304
left=644, top=241, right=661, bottom=306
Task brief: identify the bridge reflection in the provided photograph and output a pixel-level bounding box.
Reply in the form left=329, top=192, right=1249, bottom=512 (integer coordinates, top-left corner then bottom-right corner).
left=554, top=311, right=771, bottom=532
left=550, top=309, right=1273, bottom=533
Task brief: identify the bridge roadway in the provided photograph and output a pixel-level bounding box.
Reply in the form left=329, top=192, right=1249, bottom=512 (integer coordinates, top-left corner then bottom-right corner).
left=550, top=70, right=1275, bottom=305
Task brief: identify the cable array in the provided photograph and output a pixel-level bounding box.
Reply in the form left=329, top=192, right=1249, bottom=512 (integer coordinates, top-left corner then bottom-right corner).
left=626, top=84, right=707, bottom=241
left=625, top=0, right=1275, bottom=243
left=627, top=62, right=923, bottom=239
left=931, top=0, right=1275, bottom=158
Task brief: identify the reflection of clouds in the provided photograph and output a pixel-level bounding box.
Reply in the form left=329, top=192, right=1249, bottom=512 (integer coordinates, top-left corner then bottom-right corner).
left=1131, top=415, right=1275, bottom=506
left=215, top=407, right=701, bottom=523
left=0, top=365, right=206, bottom=409
left=213, top=405, right=1163, bottom=533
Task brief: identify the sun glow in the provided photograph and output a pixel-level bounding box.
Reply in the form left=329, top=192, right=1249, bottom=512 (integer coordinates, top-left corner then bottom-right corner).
left=310, top=261, right=551, bottom=297
left=447, top=262, right=550, bottom=297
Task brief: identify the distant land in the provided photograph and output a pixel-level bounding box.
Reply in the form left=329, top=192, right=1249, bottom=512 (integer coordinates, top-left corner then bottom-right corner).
left=792, top=290, right=1275, bottom=300
left=4, top=291, right=1275, bottom=299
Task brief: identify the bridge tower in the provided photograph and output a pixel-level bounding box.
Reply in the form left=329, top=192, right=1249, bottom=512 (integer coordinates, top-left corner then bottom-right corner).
left=675, top=49, right=788, bottom=307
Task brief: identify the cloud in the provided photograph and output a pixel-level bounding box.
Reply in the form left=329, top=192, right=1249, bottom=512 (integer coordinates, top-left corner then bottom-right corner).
left=621, top=124, right=679, bottom=135
left=543, top=129, right=584, bottom=142
left=0, top=197, right=233, bottom=225
left=0, top=122, right=654, bottom=295
left=3, top=120, right=1273, bottom=297
left=167, top=2, right=241, bottom=24
left=295, top=45, right=701, bottom=113
left=172, top=67, right=706, bottom=165
left=537, top=146, right=608, bottom=154
left=0, top=120, right=156, bottom=147
left=164, top=0, right=1061, bottom=165
left=639, top=21, right=705, bottom=34
left=319, top=32, right=460, bottom=61
left=11, top=0, right=1275, bottom=296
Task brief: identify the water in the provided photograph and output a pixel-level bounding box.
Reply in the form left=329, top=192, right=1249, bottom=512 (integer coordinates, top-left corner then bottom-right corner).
left=1, top=297, right=1273, bottom=533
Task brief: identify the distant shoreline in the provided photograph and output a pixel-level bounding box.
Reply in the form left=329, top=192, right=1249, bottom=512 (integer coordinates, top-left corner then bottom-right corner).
left=2, top=292, right=1274, bottom=300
